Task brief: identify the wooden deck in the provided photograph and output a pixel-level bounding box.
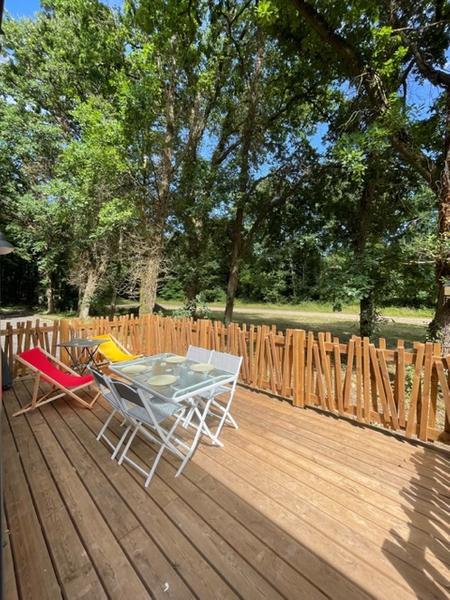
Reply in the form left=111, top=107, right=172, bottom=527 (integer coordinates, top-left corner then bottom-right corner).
left=2, top=379, right=449, bottom=600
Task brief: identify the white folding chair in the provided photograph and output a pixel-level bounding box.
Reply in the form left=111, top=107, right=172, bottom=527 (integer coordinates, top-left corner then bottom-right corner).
left=186, top=345, right=212, bottom=363
left=182, top=345, right=213, bottom=429
left=201, top=351, right=242, bottom=441
left=110, top=380, right=194, bottom=487
left=90, top=368, right=133, bottom=460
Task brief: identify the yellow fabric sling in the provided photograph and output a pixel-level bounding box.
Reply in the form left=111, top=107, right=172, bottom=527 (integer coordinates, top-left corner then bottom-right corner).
left=93, top=334, right=140, bottom=363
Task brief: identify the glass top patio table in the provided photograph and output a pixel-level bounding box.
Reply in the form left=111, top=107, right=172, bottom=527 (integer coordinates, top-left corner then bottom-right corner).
left=109, top=352, right=233, bottom=402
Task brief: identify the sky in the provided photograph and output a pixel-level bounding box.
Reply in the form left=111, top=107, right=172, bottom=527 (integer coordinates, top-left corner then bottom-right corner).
left=6, top=0, right=119, bottom=18
left=6, top=0, right=41, bottom=18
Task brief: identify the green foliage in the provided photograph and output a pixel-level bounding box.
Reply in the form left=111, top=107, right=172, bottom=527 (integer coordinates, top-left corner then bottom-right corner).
left=0, top=0, right=444, bottom=331
left=172, top=293, right=211, bottom=320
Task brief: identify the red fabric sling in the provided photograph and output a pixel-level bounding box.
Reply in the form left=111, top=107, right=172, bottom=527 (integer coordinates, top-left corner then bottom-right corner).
left=18, top=347, right=93, bottom=388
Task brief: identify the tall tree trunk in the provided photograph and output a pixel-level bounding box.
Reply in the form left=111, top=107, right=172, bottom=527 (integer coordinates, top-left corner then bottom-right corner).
left=183, top=217, right=205, bottom=301
left=139, top=250, right=162, bottom=315
left=354, top=164, right=376, bottom=338
left=224, top=204, right=245, bottom=325
left=429, top=93, right=450, bottom=350
left=109, top=288, right=117, bottom=318
left=224, top=207, right=244, bottom=325
left=45, top=277, right=55, bottom=313
left=139, top=67, right=174, bottom=316
left=224, top=257, right=241, bottom=325
left=79, top=267, right=100, bottom=320
left=223, top=36, right=264, bottom=325
left=360, top=292, right=376, bottom=338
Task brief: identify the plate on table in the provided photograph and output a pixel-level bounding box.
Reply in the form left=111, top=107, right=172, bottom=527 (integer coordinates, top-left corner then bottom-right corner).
left=147, top=375, right=177, bottom=386
left=191, top=363, right=215, bottom=373
left=121, top=364, right=148, bottom=374
left=166, top=355, right=186, bottom=364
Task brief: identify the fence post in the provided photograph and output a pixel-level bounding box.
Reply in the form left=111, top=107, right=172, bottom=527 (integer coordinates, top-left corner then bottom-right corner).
left=293, top=329, right=305, bottom=407
left=419, top=342, right=433, bottom=441
left=445, top=354, right=450, bottom=437
left=59, top=318, right=70, bottom=365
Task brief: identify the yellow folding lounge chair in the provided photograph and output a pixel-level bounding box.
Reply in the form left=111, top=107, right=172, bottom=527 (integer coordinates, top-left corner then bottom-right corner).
left=93, top=334, right=141, bottom=364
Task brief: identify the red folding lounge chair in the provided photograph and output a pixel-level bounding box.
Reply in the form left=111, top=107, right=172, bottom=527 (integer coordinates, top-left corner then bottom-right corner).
left=13, top=347, right=100, bottom=417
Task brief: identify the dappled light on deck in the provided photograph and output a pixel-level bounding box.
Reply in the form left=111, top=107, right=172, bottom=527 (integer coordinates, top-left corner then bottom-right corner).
left=3, top=379, right=449, bottom=599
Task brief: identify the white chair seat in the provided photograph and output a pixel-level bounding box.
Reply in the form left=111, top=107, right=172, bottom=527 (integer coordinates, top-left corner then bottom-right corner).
left=110, top=379, right=192, bottom=487
left=126, top=399, right=181, bottom=426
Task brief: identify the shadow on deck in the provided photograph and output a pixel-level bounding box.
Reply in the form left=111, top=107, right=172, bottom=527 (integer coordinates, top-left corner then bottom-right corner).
left=2, top=380, right=449, bottom=599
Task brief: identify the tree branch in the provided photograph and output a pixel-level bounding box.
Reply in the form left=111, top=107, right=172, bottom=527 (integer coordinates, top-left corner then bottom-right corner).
left=289, top=0, right=440, bottom=189
left=291, top=0, right=365, bottom=77
left=410, top=44, right=450, bottom=88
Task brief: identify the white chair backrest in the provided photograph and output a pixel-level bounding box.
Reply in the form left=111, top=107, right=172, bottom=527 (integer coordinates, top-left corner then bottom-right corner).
left=108, top=379, right=145, bottom=410
left=186, top=345, right=212, bottom=364
left=90, top=368, right=127, bottom=413
left=210, top=351, right=242, bottom=377
left=89, top=367, right=132, bottom=413
left=89, top=368, right=110, bottom=395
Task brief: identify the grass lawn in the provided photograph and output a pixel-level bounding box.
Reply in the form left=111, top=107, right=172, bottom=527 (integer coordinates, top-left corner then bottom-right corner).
left=158, top=298, right=434, bottom=318
left=205, top=308, right=427, bottom=348
left=158, top=299, right=430, bottom=346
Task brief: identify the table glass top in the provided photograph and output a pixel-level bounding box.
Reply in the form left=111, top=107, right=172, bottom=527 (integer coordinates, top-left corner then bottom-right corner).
left=57, top=338, right=100, bottom=348
left=110, top=353, right=232, bottom=400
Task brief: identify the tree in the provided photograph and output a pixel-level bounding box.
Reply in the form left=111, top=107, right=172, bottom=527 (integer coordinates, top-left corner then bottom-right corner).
left=120, top=0, right=238, bottom=314
left=0, top=0, right=127, bottom=316
left=205, top=4, right=331, bottom=323
left=53, top=97, right=135, bottom=318
left=264, top=0, right=450, bottom=343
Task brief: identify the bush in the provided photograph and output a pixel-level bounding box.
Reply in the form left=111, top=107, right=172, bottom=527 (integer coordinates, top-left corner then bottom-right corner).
left=202, top=287, right=226, bottom=302
left=172, top=293, right=211, bottom=320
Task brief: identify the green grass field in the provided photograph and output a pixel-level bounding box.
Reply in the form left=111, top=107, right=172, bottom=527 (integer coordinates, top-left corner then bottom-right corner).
left=212, top=309, right=427, bottom=347
left=158, top=298, right=434, bottom=318
left=156, top=301, right=429, bottom=347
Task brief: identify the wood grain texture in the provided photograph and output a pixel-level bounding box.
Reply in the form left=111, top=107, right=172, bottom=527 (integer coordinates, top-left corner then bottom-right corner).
left=3, top=380, right=450, bottom=600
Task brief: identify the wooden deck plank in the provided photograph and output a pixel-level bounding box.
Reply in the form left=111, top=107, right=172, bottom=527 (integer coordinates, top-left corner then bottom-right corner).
left=44, top=400, right=258, bottom=600
left=84, top=398, right=327, bottom=600
left=93, top=396, right=450, bottom=600
left=39, top=405, right=198, bottom=600
left=236, top=390, right=450, bottom=499
left=3, top=391, right=107, bottom=600
left=196, top=444, right=448, bottom=600
left=234, top=398, right=449, bottom=535
left=12, top=383, right=150, bottom=599
left=232, top=407, right=449, bottom=548
left=3, top=381, right=449, bottom=600
left=43, top=388, right=240, bottom=600
left=90, top=409, right=356, bottom=600
left=66, top=398, right=291, bottom=600
left=236, top=392, right=450, bottom=496
left=13, top=380, right=193, bottom=600
left=217, top=433, right=450, bottom=588
left=2, top=402, right=62, bottom=599
left=2, top=502, right=19, bottom=600
left=225, top=424, right=449, bottom=571
left=237, top=388, right=450, bottom=476
left=198, top=434, right=447, bottom=599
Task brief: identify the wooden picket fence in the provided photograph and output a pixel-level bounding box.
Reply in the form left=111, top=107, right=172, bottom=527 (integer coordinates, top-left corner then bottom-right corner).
left=1, top=313, right=449, bottom=444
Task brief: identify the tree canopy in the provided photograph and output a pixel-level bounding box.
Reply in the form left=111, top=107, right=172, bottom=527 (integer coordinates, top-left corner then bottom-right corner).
left=1, top=0, right=449, bottom=342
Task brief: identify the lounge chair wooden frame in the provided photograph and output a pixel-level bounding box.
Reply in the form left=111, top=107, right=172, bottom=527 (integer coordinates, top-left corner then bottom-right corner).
left=13, top=347, right=100, bottom=417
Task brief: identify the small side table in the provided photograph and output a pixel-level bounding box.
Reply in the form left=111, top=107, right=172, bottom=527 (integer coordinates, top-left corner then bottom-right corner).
left=57, top=338, right=101, bottom=374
